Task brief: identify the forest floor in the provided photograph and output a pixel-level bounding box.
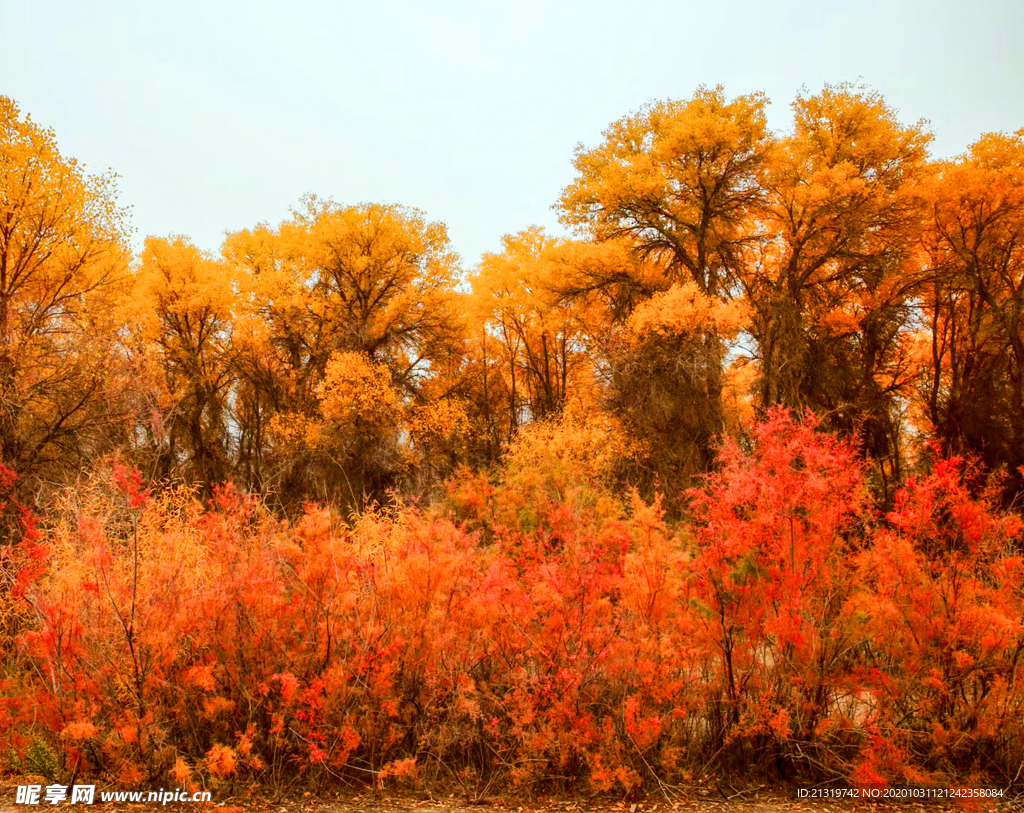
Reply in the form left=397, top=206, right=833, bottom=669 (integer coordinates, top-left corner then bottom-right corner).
left=3, top=781, right=1024, bottom=813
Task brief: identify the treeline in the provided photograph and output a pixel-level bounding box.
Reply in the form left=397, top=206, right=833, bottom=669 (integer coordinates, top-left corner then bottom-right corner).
left=2, top=84, right=1024, bottom=792
left=1, top=86, right=1022, bottom=510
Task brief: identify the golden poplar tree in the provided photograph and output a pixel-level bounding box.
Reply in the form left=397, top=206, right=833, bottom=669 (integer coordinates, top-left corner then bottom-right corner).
left=0, top=96, right=131, bottom=484
left=224, top=197, right=464, bottom=505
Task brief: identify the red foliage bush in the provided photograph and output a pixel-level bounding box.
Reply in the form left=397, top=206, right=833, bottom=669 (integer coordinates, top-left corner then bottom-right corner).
left=1, top=463, right=48, bottom=764
left=684, top=409, right=872, bottom=777
left=850, top=458, right=1024, bottom=784
left=4, top=415, right=1024, bottom=792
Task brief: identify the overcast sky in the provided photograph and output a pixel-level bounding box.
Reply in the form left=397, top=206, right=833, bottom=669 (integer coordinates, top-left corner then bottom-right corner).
left=3, top=0, right=1022, bottom=267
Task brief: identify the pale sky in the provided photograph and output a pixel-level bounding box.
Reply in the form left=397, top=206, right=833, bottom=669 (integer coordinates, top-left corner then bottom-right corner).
left=3, top=0, right=1022, bottom=268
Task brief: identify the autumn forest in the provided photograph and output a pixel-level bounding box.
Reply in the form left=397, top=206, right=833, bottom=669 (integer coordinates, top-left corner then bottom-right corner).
left=2, top=83, right=1024, bottom=795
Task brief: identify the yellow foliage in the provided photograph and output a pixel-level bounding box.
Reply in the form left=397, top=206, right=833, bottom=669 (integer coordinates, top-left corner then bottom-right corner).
left=409, top=398, right=470, bottom=449
left=317, top=351, right=401, bottom=431
left=764, top=83, right=931, bottom=253
left=503, top=404, right=645, bottom=499
left=225, top=198, right=462, bottom=376
left=223, top=198, right=463, bottom=499
left=44, top=470, right=214, bottom=619
left=0, top=96, right=127, bottom=301
left=559, top=86, right=771, bottom=296
left=469, top=228, right=601, bottom=419
left=266, top=352, right=404, bottom=457
left=131, top=237, right=235, bottom=342
left=0, top=96, right=130, bottom=473
left=722, top=359, right=758, bottom=431
left=350, top=503, right=407, bottom=563
left=267, top=411, right=325, bottom=451
left=628, top=282, right=749, bottom=342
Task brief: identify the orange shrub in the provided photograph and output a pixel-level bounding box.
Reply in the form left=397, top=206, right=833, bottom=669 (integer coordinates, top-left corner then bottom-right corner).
left=6, top=416, right=1024, bottom=791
